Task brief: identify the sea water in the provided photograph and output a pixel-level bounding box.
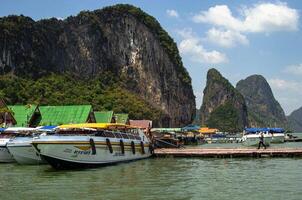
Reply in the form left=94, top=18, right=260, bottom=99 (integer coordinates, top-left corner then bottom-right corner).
left=1, top=141, right=302, bottom=199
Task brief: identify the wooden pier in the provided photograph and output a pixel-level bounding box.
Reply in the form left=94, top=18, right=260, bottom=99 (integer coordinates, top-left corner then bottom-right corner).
left=154, top=148, right=302, bottom=158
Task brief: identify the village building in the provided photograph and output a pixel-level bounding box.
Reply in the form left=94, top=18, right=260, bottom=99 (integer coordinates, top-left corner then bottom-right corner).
left=129, top=120, right=152, bottom=132
left=114, top=113, right=129, bottom=124
left=94, top=111, right=115, bottom=123
left=8, top=104, right=40, bottom=127
left=38, top=105, right=95, bottom=126
left=0, top=99, right=16, bottom=127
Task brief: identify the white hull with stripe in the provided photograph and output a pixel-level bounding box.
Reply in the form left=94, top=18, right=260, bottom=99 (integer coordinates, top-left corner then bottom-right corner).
left=32, top=134, right=152, bottom=169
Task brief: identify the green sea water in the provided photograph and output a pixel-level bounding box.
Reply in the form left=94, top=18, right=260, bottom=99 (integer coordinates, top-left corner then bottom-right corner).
left=1, top=141, right=302, bottom=200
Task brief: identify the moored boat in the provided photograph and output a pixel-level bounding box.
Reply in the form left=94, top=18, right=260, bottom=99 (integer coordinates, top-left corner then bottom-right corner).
left=4, top=127, right=41, bottom=164
left=0, top=138, right=15, bottom=162
left=270, top=128, right=285, bottom=143
left=32, top=123, right=152, bottom=169
left=241, top=133, right=272, bottom=146
left=0, top=128, right=16, bottom=162
left=271, top=133, right=285, bottom=143
left=6, top=126, right=57, bottom=165
left=242, top=128, right=273, bottom=146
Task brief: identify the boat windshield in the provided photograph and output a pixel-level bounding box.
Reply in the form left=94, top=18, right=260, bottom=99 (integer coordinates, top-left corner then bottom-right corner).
left=56, top=128, right=143, bottom=140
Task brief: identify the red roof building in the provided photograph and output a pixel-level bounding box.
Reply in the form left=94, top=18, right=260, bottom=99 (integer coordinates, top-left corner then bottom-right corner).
left=129, top=120, right=152, bottom=130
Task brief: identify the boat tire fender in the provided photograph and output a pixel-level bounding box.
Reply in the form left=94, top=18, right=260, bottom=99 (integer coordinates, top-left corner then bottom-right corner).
left=140, top=141, right=145, bottom=154
left=106, top=138, right=113, bottom=153
left=89, top=138, right=96, bottom=155
left=131, top=141, right=135, bottom=154
left=120, top=140, right=125, bottom=154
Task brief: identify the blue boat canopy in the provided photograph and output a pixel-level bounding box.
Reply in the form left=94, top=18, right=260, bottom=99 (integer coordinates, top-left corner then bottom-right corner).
left=245, top=128, right=284, bottom=133
left=181, top=124, right=200, bottom=131
left=38, top=126, right=57, bottom=131
left=0, top=128, right=6, bottom=132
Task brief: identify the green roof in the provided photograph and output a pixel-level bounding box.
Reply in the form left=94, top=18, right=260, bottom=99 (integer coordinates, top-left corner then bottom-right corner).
left=94, top=111, right=113, bottom=123
left=114, top=113, right=129, bottom=124
left=8, top=105, right=38, bottom=126
left=39, top=105, right=92, bottom=126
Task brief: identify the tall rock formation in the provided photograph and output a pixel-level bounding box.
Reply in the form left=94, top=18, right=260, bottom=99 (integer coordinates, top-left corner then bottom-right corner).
left=236, top=75, right=288, bottom=128
left=0, top=4, right=196, bottom=127
left=200, top=68, right=248, bottom=132
left=288, top=107, right=302, bottom=132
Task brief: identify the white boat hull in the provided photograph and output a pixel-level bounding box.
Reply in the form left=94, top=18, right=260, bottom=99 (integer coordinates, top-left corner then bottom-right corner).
left=271, top=133, right=285, bottom=143
left=0, top=146, right=15, bottom=162
left=242, top=135, right=272, bottom=146
left=6, top=137, right=46, bottom=165
left=0, top=138, right=15, bottom=162
left=32, top=135, right=152, bottom=169
left=7, top=145, right=46, bottom=165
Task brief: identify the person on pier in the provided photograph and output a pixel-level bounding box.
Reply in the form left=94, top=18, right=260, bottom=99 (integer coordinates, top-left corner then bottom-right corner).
left=258, top=132, right=266, bottom=149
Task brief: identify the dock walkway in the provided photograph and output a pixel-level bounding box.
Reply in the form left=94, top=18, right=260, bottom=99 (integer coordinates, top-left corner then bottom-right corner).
left=154, top=148, right=302, bottom=158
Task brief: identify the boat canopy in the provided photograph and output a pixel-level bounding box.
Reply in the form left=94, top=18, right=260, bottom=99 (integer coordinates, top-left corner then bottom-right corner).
left=199, top=127, right=219, bottom=134
left=4, top=127, right=38, bottom=133
left=182, top=125, right=200, bottom=132
left=245, top=128, right=285, bottom=133
left=0, top=128, right=6, bottom=132
left=58, top=123, right=133, bottom=129
left=38, top=126, right=57, bottom=131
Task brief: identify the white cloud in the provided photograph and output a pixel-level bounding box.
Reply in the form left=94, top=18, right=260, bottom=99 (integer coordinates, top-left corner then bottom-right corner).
left=243, top=2, right=299, bottom=33
left=268, top=78, right=302, bottom=114
left=269, top=78, right=302, bottom=91
left=177, top=29, right=228, bottom=64
left=193, top=5, right=243, bottom=31
left=283, top=64, right=302, bottom=75
left=166, top=9, right=179, bottom=18
left=193, top=2, right=299, bottom=33
left=206, top=28, right=249, bottom=48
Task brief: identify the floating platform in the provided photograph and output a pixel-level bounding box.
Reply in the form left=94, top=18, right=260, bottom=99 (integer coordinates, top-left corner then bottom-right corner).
left=154, top=148, right=302, bottom=158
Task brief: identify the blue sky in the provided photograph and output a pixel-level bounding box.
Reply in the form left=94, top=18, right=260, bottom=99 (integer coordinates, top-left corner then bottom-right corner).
left=1, top=0, right=302, bottom=115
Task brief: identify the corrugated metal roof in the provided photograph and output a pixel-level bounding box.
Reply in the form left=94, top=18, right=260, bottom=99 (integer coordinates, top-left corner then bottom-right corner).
left=8, top=105, right=38, bottom=127
left=114, top=113, right=129, bottom=124
left=94, top=111, right=114, bottom=123
left=39, top=105, right=92, bottom=126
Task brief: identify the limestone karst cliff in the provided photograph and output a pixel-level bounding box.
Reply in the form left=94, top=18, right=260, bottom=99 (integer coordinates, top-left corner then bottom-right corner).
left=200, top=68, right=248, bottom=132
left=236, top=75, right=288, bottom=128
left=0, top=4, right=196, bottom=127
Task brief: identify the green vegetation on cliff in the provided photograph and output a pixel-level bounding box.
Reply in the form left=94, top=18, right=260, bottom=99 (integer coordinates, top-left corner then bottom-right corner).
left=207, top=102, right=241, bottom=133
left=0, top=74, right=162, bottom=122
left=200, top=68, right=248, bottom=132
